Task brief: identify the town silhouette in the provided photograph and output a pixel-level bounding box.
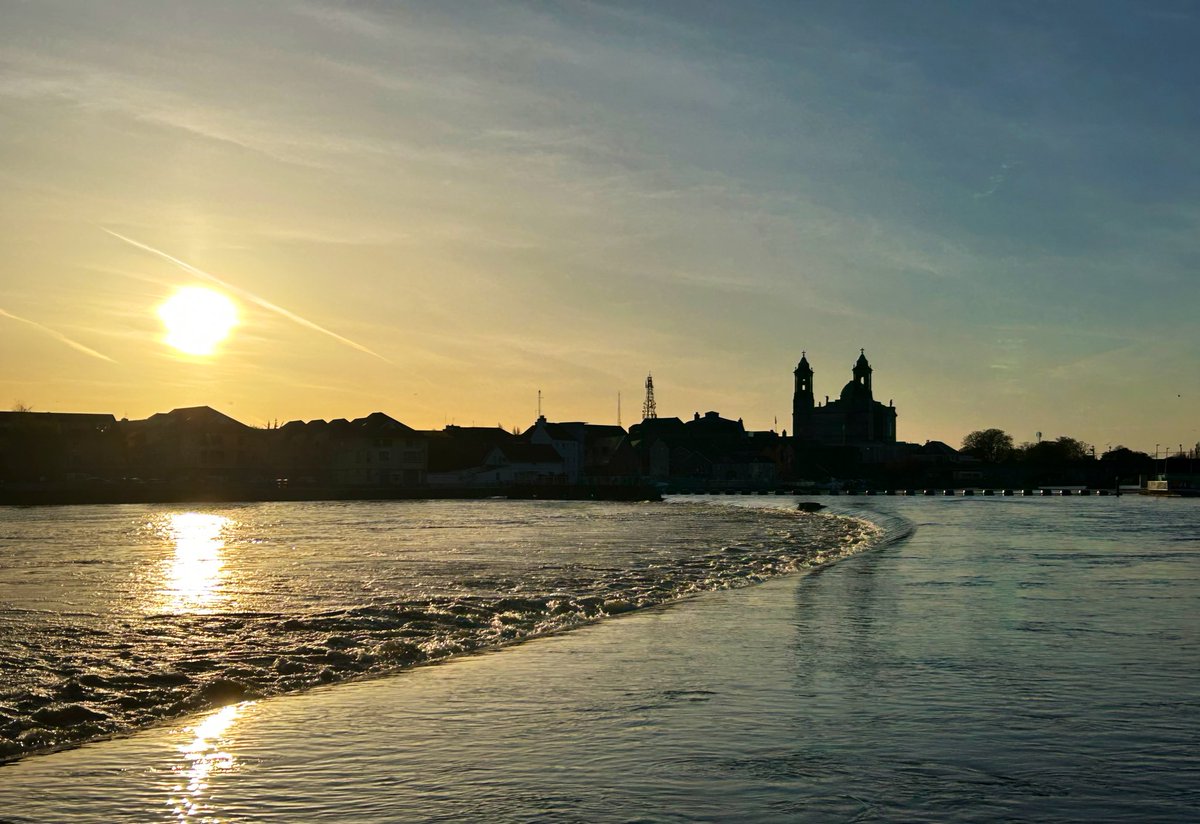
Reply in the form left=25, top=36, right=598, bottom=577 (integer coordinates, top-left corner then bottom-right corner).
left=1, top=351, right=1194, bottom=504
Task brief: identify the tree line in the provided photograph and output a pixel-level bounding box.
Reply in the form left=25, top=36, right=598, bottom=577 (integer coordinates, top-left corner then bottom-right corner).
left=961, top=429, right=1093, bottom=464
left=962, top=428, right=1199, bottom=464
left=960, top=428, right=1200, bottom=485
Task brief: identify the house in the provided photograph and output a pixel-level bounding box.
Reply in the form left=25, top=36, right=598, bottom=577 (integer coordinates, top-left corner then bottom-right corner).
left=273, top=418, right=338, bottom=484
left=123, top=406, right=265, bottom=483
left=524, top=418, right=629, bottom=483
left=626, top=417, right=687, bottom=479
left=625, top=412, right=779, bottom=485
left=475, top=443, right=565, bottom=486
left=425, top=425, right=519, bottom=487
left=326, top=412, right=427, bottom=486
left=525, top=417, right=584, bottom=482
left=0, top=410, right=124, bottom=482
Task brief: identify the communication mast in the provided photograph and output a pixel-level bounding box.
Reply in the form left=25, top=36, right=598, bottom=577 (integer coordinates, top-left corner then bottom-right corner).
left=642, top=373, right=657, bottom=420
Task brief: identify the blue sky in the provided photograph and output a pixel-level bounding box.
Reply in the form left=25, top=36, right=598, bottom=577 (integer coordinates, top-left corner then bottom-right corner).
left=1, top=0, right=1196, bottom=451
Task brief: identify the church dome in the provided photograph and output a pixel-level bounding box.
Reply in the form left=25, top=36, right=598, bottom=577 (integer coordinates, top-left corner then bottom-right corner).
left=840, top=379, right=870, bottom=403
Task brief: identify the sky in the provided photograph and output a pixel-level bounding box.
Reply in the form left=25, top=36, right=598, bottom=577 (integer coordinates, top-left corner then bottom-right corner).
left=1, top=0, right=1197, bottom=453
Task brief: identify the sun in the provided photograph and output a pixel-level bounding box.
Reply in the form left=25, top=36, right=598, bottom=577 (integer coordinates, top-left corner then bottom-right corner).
left=158, top=286, right=239, bottom=356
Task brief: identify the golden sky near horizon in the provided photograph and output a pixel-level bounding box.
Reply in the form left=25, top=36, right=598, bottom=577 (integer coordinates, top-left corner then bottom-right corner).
left=2, top=1, right=1197, bottom=453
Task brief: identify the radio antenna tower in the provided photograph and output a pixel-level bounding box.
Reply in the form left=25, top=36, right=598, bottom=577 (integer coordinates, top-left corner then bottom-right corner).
left=642, top=373, right=657, bottom=420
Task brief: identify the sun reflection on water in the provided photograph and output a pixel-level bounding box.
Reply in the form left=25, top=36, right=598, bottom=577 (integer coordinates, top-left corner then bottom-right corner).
left=168, top=702, right=248, bottom=822
left=162, top=512, right=232, bottom=614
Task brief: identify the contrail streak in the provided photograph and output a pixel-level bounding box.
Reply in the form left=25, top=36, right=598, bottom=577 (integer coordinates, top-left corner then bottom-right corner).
left=0, top=308, right=116, bottom=363
left=102, top=228, right=390, bottom=362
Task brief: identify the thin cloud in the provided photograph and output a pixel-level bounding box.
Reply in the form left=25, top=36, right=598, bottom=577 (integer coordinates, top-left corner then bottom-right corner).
left=974, top=161, right=1020, bottom=199
left=0, top=52, right=337, bottom=170
left=102, top=229, right=390, bottom=362
left=0, top=308, right=116, bottom=363
left=288, top=1, right=392, bottom=40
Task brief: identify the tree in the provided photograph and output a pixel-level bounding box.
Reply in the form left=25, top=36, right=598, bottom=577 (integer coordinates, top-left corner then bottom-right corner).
left=11, top=401, right=33, bottom=413
left=961, top=428, right=1014, bottom=463
left=1100, top=445, right=1150, bottom=463
left=1100, top=446, right=1153, bottom=482
left=1051, top=436, right=1091, bottom=462
left=1017, top=435, right=1091, bottom=465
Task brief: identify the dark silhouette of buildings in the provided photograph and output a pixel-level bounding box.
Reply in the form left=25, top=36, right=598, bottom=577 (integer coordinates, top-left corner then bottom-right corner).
left=125, top=406, right=263, bottom=483
left=792, top=350, right=897, bottom=447
left=11, top=347, right=1161, bottom=500
left=0, top=411, right=123, bottom=483
left=271, top=412, right=427, bottom=487
left=625, top=411, right=782, bottom=486
left=524, top=417, right=629, bottom=483
left=425, top=425, right=564, bottom=487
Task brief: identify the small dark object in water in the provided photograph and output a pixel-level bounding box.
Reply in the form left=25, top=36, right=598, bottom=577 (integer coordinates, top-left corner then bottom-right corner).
left=796, top=501, right=825, bottom=512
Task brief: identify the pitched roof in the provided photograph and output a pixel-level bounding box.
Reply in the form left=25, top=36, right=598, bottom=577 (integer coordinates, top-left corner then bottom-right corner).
left=917, top=440, right=961, bottom=456
left=684, top=411, right=745, bottom=436
left=540, top=422, right=578, bottom=440
left=524, top=419, right=620, bottom=442
left=426, top=426, right=517, bottom=472
left=351, top=412, right=416, bottom=434
left=628, top=417, right=686, bottom=437
left=146, top=406, right=251, bottom=430
left=0, top=411, right=118, bottom=432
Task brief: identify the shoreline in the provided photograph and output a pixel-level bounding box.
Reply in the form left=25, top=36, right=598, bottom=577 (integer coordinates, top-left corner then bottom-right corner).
left=1, top=482, right=1158, bottom=508
left=0, top=568, right=829, bottom=821
left=0, top=481, right=663, bottom=506
left=0, top=497, right=878, bottom=767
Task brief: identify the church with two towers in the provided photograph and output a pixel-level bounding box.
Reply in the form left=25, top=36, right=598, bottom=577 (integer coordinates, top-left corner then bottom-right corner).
left=792, top=350, right=897, bottom=446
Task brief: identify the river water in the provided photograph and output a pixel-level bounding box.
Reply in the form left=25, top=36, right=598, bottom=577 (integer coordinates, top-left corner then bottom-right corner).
left=0, top=499, right=875, bottom=762
left=0, top=495, right=1197, bottom=822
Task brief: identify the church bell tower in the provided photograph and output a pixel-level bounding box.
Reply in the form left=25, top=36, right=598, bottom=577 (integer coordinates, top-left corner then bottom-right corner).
left=853, top=348, right=873, bottom=395
left=792, top=352, right=814, bottom=439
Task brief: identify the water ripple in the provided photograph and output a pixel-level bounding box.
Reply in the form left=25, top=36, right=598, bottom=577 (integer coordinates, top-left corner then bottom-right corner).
left=0, top=500, right=877, bottom=762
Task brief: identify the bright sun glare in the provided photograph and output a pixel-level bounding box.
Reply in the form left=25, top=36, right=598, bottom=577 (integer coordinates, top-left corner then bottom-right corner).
left=158, top=286, right=239, bottom=356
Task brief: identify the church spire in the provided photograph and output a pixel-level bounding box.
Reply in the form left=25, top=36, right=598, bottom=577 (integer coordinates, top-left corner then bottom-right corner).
left=853, top=349, right=872, bottom=392
left=792, top=350, right=815, bottom=440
